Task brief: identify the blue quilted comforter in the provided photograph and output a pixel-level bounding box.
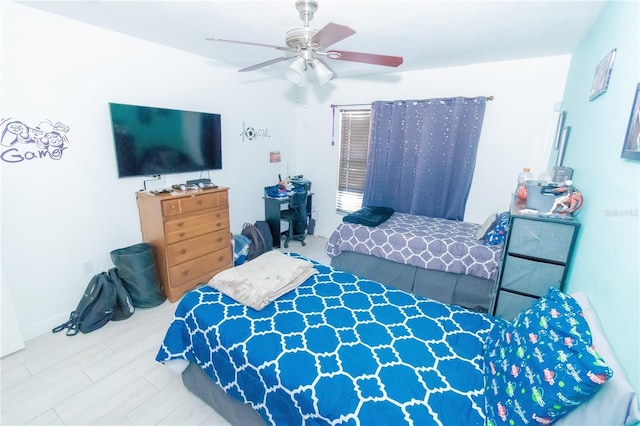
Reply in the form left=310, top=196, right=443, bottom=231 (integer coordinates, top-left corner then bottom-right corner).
left=156, top=255, right=497, bottom=425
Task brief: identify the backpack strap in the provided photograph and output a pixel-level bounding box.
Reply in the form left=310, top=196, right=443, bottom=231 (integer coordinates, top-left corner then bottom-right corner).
left=52, top=311, right=80, bottom=336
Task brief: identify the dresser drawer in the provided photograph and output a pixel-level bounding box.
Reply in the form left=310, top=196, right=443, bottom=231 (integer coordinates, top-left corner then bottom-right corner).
left=508, top=218, right=576, bottom=263
left=500, top=255, right=564, bottom=297
left=169, top=247, right=233, bottom=288
left=161, top=191, right=229, bottom=217
left=165, top=211, right=230, bottom=244
left=166, top=229, right=230, bottom=266
left=161, top=199, right=182, bottom=217
left=181, top=192, right=226, bottom=213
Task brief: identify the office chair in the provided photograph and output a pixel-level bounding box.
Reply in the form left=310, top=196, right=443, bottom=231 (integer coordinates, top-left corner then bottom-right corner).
left=280, top=188, right=308, bottom=248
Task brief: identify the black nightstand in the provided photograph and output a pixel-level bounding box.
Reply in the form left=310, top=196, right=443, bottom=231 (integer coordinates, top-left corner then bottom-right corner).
left=491, top=196, right=580, bottom=320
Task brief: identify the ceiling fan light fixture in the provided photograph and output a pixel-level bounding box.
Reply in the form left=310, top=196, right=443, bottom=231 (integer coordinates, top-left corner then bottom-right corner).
left=286, top=57, right=307, bottom=85
left=311, top=59, right=334, bottom=85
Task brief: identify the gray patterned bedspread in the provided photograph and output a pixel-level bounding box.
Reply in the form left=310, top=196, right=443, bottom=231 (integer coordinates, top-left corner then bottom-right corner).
left=326, top=213, right=502, bottom=280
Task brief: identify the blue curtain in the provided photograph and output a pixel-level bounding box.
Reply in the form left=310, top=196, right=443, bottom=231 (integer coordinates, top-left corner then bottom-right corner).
left=362, top=97, right=487, bottom=221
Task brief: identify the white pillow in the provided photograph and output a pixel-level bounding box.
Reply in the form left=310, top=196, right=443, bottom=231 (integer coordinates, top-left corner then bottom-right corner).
left=555, top=292, right=640, bottom=425
left=475, top=212, right=497, bottom=240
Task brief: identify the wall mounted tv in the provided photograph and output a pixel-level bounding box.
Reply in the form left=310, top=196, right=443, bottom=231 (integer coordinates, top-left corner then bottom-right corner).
left=108, top=103, right=222, bottom=178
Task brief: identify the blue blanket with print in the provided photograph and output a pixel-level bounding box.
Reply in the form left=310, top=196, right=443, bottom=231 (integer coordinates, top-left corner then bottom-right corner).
left=156, top=254, right=497, bottom=425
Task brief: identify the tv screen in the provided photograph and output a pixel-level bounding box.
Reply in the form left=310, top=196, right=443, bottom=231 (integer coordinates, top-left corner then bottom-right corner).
left=108, top=103, right=222, bottom=178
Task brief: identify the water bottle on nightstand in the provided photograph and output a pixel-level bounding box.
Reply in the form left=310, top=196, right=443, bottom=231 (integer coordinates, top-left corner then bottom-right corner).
left=516, top=167, right=533, bottom=200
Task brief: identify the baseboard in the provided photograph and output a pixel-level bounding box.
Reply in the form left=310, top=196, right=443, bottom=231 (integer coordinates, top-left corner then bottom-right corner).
left=22, top=311, right=72, bottom=341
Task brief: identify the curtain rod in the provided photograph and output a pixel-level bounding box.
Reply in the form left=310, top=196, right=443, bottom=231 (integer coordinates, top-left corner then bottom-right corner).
left=331, top=96, right=494, bottom=108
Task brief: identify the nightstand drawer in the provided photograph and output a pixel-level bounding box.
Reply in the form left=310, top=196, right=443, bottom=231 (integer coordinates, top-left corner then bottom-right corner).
left=495, top=291, right=538, bottom=321
left=508, top=218, right=576, bottom=262
left=500, top=255, right=564, bottom=296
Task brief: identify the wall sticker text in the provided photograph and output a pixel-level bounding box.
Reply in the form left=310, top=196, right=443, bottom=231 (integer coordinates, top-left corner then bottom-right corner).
left=1, top=118, right=70, bottom=164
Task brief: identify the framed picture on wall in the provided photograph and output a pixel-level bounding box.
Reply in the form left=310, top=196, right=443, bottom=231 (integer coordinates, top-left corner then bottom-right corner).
left=556, top=126, right=570, bottom=167
left=589, top=49, right=616, bottom=101
left=621, top=83, right=640, bottom=160
left=553, top=111, right=566, bottom=149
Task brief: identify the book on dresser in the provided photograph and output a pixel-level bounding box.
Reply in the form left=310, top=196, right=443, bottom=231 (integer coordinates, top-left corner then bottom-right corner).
left=136, top=188, right=233, bottom=302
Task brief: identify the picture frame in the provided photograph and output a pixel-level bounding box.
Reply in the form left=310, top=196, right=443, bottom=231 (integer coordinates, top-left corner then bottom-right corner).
left=621, top=83, right=640, bottom=160
left=589, top=49, right=616, bottom=101
left=556, top=126, right=570, bottom=167
left=269, top=151, right=281, bottom=163
left=553, top=111, right=566, bottom=149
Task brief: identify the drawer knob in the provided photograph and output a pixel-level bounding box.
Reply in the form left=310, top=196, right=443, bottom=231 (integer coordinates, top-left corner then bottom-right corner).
left=178, top=232, right=186, bottom=238
left=217, top=256, right=223, bottom=262
left=177, top=222, right=185, bottom=227
left=216, top=237, right=222, bottom=243
left=181, top=270, right=189, bottom=277
left=197, top=200, right=203, bottom=205
left=180, top=249, right=188, bottom=255
left=216, top=223, right=221, bottom=228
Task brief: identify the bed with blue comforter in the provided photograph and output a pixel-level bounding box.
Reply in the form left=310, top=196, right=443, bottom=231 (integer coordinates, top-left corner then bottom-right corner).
left=156, top=254, right=638, bottom=426
left=156, top=255, right=496, bottom=425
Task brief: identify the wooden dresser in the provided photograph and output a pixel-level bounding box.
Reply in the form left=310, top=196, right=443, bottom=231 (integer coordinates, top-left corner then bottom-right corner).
left=136, top=188, right=232, bottom=302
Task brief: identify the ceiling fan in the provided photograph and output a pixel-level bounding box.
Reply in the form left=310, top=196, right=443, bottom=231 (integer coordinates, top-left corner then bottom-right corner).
left=206, top=0, right=403, bottom=85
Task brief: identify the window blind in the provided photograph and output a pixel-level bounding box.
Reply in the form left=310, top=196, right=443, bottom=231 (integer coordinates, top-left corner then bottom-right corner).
left=336, top=108, right=371, bottom=213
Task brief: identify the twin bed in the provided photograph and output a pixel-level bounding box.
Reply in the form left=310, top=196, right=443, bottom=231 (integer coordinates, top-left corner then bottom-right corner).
left=326, top=211, right=503, bottom=312
left=156, top=251, right=639, bottom=425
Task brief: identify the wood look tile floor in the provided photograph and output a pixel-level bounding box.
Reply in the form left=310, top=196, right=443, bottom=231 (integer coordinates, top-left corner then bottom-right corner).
left=1, top=236, right=331, bottom=425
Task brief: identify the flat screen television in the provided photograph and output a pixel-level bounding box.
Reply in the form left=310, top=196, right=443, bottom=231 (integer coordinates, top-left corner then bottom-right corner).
left=108, top=103, right=222, bottom=178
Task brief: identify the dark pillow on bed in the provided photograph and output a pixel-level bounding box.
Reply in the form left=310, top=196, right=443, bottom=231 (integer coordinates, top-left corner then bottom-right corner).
left=342, top=206, right=395, bottom=227
left=484, top=288, right=613, bottom=425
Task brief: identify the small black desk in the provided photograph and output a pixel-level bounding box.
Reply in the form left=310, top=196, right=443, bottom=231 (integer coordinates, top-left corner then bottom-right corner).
left=263, top=193, right=313, bottom=248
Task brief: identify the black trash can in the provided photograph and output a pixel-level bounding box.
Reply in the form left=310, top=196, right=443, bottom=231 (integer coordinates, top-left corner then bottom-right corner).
left=110, top=243, right=166, bottom=308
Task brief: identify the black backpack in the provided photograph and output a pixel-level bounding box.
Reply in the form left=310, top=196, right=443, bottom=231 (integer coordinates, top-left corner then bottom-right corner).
left=241, top=221, right=273, bottom=261
left=53, top=268, right=134, bottom=336
left=108, top=268, right=136, bottom=321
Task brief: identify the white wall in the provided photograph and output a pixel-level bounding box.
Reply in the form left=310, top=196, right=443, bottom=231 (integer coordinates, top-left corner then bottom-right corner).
left=294, top=56, right=571, bottom=237
left=2, top=3, right=570, bottom=343
left=1, top=2, right=298, bottom=339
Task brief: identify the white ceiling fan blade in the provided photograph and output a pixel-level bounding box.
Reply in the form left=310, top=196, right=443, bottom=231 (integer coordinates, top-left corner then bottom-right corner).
left=206, top=37, right=294, bottom=52
left=327, top=50, right=404, bottom=67
left=310, top=22, right=355, bottom=50
left=238, top=56, right=296, bottom=72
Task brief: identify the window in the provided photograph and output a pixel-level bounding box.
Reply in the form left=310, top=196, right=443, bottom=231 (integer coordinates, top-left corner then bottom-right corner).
left=336, top=108, right=371, bottom=213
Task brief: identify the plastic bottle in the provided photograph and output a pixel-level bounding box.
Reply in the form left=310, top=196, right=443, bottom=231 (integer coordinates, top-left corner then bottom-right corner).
left=516, top=167, right=533, bottom=200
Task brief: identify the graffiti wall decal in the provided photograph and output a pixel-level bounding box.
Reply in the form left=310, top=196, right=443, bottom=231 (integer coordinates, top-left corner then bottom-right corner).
left=240, top=121, right=271, bottom=142
left=1, top=118, right=70, bottom=164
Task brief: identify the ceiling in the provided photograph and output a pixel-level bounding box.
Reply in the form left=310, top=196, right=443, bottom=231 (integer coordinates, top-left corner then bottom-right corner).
left=17, top=0, right=607, bottom=82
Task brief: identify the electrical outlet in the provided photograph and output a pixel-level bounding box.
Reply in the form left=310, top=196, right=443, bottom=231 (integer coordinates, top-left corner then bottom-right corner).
left=81, top=260, right=93, bottom=275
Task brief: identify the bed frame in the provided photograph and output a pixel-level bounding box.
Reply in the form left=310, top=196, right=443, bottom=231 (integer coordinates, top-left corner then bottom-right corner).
left=175, top=289, right=639, bottom=426
left=329, top=250, right=495, bottom=313
left=182, top=362, right=266, bottom=426
left=326, top=212, right=502, bottom=312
